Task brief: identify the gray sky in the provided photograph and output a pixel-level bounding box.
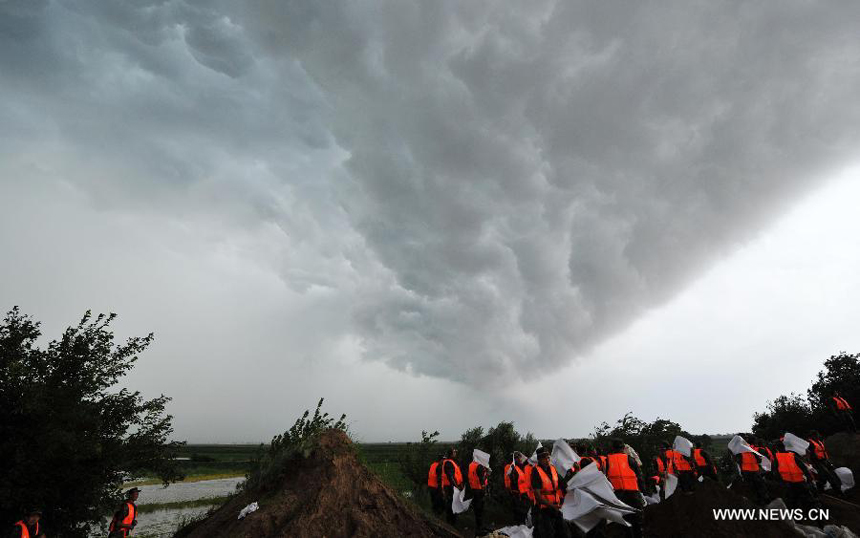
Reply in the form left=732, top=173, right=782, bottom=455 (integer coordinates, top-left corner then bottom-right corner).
left=2, top=1, right=860, bottom=442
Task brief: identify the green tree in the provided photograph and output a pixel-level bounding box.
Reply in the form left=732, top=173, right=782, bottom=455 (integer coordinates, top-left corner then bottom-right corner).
left=751, top=393, right=815, bottom=440
left=0, top=308, right=183, bottom=537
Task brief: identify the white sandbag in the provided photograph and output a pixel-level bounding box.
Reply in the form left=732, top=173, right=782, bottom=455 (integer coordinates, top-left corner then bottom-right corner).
left=452, top=486, right=472, bottom=514
left=624, top=444, right=643, bottom=467
left=567, top=464, right=636, bottom=512
left=673, top=436, right=694, bottom=457
left=727, top=435, right=761, bottom=456
left=760, top=456, right=771, bottom=472
left=528, top=442, right=543, bottom=465
left=238, top=501, right=259, bottom=520
left=783, top=432, right=810, bottom=455
left=551, top=438, right=580, bottom=477
left=562, top=488, right=633, bottom=533
left=473, top=448, right=491, bottom=470
left=836, top=467, right=855, bottom=491
left=494, top=525, right=533, bottom=538
left=664, top=473, right=679, bottom=499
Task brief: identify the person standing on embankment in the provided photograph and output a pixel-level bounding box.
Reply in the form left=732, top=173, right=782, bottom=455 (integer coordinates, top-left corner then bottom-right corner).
left=108, top=488, right=139, bottom=538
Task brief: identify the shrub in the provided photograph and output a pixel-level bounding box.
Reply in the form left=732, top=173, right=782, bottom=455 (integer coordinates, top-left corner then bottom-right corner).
left=242, top=398, right=347, bottom=493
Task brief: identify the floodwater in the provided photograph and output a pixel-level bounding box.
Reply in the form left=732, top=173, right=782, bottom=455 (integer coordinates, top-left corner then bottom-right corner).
left=101, top=477, right=244, bottom=538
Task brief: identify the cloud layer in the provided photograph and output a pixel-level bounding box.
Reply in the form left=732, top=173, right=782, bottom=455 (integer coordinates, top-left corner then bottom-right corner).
left=3, top=1, right=860, bottom=386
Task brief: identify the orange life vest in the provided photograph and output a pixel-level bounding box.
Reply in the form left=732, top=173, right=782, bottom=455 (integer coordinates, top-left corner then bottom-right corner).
left=607, top=453, right=639, bottom=491
left=834, top=396, right=852, bottom=410
left=504, top=463, right=513, bottom=489
left=579, top=456, right=602, bottom=471
left=109, top=502, right=136, bottom=536
left=808, top=439, right=829, bottom=461
left=533, top=465, right=563, bottom=509
left=468, top=461, right=487, bottom=490
left=776, top=452, right=805, bottom=483
left=693, top=448, right=707, bottom=467
left=428, top=461, right=440, bottom=488
left=666, top=449, right=692, bottom=472
left=740, top=451, right=760, bottom=472
left=14, top=521, right=38, bottom=538
left=522, top=465, right=536, bottom=502
left=440, top=458, right=463, bottom=488
left=599, top=455, right=608, bottom=470
left=655, top=456, right=665, bottom=474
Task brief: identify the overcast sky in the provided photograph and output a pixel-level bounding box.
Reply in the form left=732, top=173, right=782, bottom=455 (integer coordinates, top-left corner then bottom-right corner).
left=2, top=1, right=860, bottom=442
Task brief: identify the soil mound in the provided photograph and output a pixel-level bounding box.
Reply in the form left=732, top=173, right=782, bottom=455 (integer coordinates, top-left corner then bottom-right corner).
left=177, top=430, right=460, bottom=538
left=642, top=479, right=795, bottom=537
left=826, top=433, right=860, bottom=474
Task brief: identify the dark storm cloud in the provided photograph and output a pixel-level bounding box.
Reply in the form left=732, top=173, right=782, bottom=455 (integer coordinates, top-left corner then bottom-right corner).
left=3, top=1, right=860, bottom=386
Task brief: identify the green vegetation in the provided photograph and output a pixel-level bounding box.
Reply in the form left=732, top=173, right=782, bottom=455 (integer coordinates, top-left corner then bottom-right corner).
left=0, top=308, right=182, bottom=538
left=242, top=398, right=347, bottom=493
left=753, top=352, right=860, bottom=439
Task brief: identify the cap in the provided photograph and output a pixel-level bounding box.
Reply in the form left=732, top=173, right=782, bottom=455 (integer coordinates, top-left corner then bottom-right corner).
left=126, top=487, right=142, bottom=496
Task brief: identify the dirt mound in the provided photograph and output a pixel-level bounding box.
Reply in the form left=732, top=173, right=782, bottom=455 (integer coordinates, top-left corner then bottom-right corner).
left=642, top=479, right=795, bottom=537
left=177, top=430, right=460, bottom=538
left=826, top=433, right=860, bottom=473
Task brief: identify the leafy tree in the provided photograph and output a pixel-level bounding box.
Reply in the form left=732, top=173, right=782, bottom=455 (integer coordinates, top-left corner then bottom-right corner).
left=0, top=308, right=182, bottom=537
left=751, top=393, right=814, bottom=440
left=592, top=412, right=688, bottom=473
left=399, top=429, right=443, bottom=499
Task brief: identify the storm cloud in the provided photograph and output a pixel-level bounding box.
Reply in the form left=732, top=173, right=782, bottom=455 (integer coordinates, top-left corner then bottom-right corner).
left=3, top=0, right=860, bottom=388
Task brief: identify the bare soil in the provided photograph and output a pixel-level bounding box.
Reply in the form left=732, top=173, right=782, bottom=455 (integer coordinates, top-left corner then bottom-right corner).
left=176, top=430, right=460, bottom=538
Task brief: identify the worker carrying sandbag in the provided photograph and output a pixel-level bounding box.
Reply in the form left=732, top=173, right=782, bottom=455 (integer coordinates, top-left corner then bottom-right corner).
left=807, top=430, right=843, bottom=495
left=605, top=438, right=645, bottom=538
left=108, top=487, right=140, bottom=537
left=504, top=452, right=531, bottom=526
left=467, top=449, right=491, bottom=533
left=831, top=393, right=856, bottom=433
left=692, top=441, right=718, bottom=481
left=438, top=448, right=463, bottom=526
left=530, top=446, right=571, bottom=538
left=772, top=439, right=820, bottom=513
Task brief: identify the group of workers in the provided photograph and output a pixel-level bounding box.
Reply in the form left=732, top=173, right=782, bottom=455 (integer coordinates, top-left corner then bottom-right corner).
left=425, top=412, right=853, bottom=538
left=10, top=487, right=140, bottom=538
left=734, top=430, right=845, bottom=511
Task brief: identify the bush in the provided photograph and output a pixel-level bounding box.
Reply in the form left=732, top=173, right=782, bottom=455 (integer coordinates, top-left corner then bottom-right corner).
left=242, top=398, right=347, bottom=493
left=0, top=308, right=182, bottom=538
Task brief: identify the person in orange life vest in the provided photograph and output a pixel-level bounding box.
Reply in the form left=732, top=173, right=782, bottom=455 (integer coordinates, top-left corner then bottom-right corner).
left=807, top=430, right=843, bottom=495
left=606, top=439, right=645, bottom=538
left=11, top=509, right=43, bottom=538
left=692, top=441, right=717, bottom=481
left=504, top=452, right=531, bottom=526
left=831, top=392, right=856, bottom=433
left=734, top=437, right=769, bottom=505
left=573, top=444, right=602, bottom=473
left=109, top=488, right=140, bottom=538
left=662, top=443, right=696, bottom=492
left=437, top=448, right=463, bottom=525
left=772, top=440, right=820, bottom=513
left=467, top=455, right=490, bottom=534
left=427, top=454, right=445, bottom=515
left=530, top=447, right=571, bottom=538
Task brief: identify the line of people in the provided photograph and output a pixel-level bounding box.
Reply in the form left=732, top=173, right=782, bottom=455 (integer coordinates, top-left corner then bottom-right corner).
left=9, top=487, right=140, bottom=538
left=734, top=430, right=845, bottom=512
left=424, top=428, right=851, bottom=538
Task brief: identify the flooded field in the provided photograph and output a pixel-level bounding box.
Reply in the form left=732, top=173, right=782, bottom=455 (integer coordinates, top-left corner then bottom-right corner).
left=101, top=476, right=244, bottom=538
left=136, top=476, right=244, bottom=504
